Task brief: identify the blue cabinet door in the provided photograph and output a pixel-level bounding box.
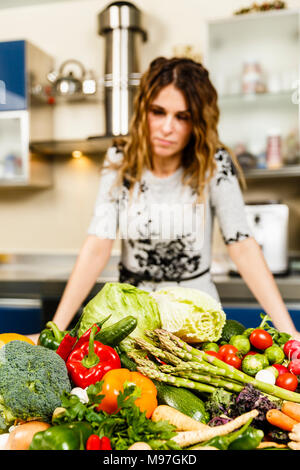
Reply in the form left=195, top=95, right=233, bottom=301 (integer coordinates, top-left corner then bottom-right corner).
left=0, top=301, right=42, bottom=334
left=223, top=305, right=300, bottom=330
left=0, top=40, right=27, bottom=111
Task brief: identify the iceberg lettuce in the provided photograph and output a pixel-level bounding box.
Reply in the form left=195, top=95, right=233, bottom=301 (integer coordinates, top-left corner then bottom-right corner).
left=150, top=286, right=226, bottom=343
left=78, top=282, right=161, bottom=350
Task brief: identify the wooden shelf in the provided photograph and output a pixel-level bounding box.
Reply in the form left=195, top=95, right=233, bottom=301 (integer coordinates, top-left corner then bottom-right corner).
left=29, top=135, right=114, bottom=157
left=244, top=165, right=300, bottom=179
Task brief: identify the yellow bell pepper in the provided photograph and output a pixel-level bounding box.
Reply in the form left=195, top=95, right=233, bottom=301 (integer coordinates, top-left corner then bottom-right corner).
left=0, top=333, right=35, bottom=348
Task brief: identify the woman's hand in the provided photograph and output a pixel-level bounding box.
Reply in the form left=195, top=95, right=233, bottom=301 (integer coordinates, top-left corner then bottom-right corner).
left=27, top=333, right=39, bottom=344
left=291, top=331, right=300, bottom=341
left=227, top=237, right=299, bottom=336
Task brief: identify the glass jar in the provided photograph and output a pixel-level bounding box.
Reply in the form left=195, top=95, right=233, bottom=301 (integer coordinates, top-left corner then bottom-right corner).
left=242, top=61, right=265, bottom=94
left=266, top=129, right=282, bottom=169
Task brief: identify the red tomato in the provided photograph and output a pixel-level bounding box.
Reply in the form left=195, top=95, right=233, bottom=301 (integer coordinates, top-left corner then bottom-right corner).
left=288, top=359, right=300, bottom=376
left=249, top=329, right=273, bottom=350
left=223, top=352, right=242, bottom=370
left=272, top=363, right=289, bottom=376
left=243, top=351, right=257, bottom=357
left=276, top=372, right=298, bottom=392
left=283, top=340, right=300, bottom=360
left=218, top=344, right=238, bottom=360
left=205, top=351, right=222, bottom=360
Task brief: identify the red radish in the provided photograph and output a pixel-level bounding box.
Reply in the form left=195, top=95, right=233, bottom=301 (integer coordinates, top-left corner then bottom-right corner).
left=288, top=359, right=300, bottom=376
left=272, top=363, right=289, bottom=376
left=283, top=340, right=300, bottom=360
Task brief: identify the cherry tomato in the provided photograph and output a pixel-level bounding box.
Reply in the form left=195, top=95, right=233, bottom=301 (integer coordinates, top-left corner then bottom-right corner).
left=205, top=351, right=222, bottom=360
left=283, top=340, right=300, bottom=360
left=276, top=372, right=298, bottom=392
left=218, top=344, right=238, bottom=360
left=288, top=359, right=300, bottom=376
left=272, top=363, right=289, bottom=376
left=223, top=352, right=242, bottom=370
left=243, top=350, right=257, bottom=357
left=249, top=329, right=273, bottom=350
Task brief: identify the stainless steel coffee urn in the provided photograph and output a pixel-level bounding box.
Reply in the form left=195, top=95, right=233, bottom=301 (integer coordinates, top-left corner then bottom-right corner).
left=98, top=1, right=147, bottom=136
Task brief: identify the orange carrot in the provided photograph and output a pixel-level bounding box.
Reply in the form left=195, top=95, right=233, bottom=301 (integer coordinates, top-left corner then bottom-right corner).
left=266, top=408, right=298, bottom=431
left=281, top=401, right=300, bottom=423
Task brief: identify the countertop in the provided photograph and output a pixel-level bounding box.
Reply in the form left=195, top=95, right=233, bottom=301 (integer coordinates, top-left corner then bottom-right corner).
left=1, top=253, right=300, bottom=304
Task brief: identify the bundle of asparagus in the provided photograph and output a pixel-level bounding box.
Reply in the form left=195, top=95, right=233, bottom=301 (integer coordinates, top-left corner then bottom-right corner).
left=127, top=329, right=300, bottom=403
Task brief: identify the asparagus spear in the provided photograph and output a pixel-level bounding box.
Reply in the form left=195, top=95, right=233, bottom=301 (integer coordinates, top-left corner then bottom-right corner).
left=159, top=364, right=243, bottom=393
left=152, top=329, right=300, bottom=403
left=134, top=337, right=182, bottom=366
left=128, top=351, right=217, bottom=394
left=176, top=371, right=243, bottom=393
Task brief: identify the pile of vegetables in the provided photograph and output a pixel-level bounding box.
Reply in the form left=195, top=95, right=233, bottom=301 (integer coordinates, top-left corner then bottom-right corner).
left=200, top=314, right=300, bottom=393
left=2, top=281, right=300, bottom=451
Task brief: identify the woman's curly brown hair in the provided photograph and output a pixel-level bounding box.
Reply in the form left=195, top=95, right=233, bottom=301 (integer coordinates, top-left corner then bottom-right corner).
left=108, top=56, right=244, bottom=201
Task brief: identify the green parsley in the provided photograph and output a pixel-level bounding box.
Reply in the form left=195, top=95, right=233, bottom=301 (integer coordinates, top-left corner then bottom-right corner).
left=53, top=381, right=179, bottom=450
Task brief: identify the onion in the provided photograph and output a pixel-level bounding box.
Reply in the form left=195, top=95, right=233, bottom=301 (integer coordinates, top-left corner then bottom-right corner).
left=0, top=434, right=9, bottom=450
left=5, top=421, right=51, bottom=450
left=255, top=369, right=276, bottom=385
left=128, top=442, right=152, bottom=450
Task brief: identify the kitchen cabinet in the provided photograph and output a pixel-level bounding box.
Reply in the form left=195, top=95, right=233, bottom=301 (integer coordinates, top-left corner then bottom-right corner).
left=0, top=40, right=53, bottom=188
left=0, top=298, right=42, bottom=334
left=223, top=303, right=300, bottom=331
left=0, top=0, right=76, bottom=9
left=205, top=8, right=300, bottom=178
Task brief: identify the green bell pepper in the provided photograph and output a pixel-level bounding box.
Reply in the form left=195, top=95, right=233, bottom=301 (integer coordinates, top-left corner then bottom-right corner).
left=228, top=426, right=264, bottom=450
left=193, top=418, right=254, bottom=450
left=38, top=321, right=67, bottom=351
left=29, top=422, right=93, bottom=450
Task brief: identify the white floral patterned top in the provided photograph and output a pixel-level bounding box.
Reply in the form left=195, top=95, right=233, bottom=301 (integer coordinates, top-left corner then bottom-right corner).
left=88, top=146, right=252, bottom=300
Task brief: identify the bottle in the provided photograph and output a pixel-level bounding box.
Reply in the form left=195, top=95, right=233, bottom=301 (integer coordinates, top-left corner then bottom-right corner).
left=242, top=60, right=265, bottom=94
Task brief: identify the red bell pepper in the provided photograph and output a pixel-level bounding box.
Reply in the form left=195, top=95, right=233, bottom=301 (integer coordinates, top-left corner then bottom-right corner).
left=56, top=313, right=83, bottom=361
left=86, top=434, right=112, bottom=450
left=99, top=436, right=112, bottom=450
left=66, top=324, right=121, bottom=389
left=86, top=434, right=102, bottom=450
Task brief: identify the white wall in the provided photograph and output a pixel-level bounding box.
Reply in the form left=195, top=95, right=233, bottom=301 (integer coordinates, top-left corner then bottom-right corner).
left=1, top=0, right=299, bottom=140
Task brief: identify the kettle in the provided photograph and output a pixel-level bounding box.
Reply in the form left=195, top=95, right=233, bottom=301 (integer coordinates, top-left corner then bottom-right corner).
left=246, top=202, right=289, bottom=275
left=47, top=59, right=86, bottom=96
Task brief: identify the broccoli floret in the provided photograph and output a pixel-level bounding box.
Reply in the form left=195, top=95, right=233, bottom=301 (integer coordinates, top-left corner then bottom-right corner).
left=0, top=340, right=71, bottom=432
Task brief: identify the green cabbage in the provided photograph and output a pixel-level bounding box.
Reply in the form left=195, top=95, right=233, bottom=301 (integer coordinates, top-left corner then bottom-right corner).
left=78, top=282, right=161, bottom=350
left=150, top=286, right=226, bottom=343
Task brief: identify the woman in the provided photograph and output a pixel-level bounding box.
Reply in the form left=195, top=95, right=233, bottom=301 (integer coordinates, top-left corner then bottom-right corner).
left=33, top=57, right=300, bottom=340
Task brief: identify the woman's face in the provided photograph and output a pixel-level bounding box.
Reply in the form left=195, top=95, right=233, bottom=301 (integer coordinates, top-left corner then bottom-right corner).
left=147, top=84, right=193, bottom=162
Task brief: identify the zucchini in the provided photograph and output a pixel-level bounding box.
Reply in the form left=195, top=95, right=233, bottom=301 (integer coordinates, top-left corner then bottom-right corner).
left=154, top=381, right=210, bottom=424
left=119, top=351, right=138, bottom=371
left=94, top=315, right=137, bottom=347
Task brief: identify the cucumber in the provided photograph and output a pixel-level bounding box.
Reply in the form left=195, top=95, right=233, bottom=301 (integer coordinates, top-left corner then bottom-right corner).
left=154, top=381, right=210, bottom=424
left=94, top=315, right=137, bottom=347
left=119, top=351, right=138, bottom=371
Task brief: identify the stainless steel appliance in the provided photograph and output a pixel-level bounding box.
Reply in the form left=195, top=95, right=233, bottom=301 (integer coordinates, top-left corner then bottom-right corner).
left=245, top=202, right=289, bottom=274
left=98, top=1, right=147, bottom=136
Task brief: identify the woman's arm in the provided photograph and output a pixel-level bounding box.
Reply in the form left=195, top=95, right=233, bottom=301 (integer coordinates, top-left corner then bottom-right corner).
left=227, top=236, right=300, bottom=339
left=51, top=235, right=114, bottom=331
